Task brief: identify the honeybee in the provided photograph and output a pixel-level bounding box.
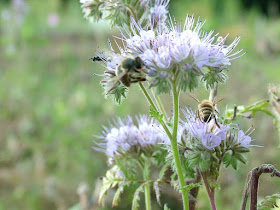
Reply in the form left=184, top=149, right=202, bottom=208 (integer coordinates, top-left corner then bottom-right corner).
left=105, top=56, right=147, bottom=93
left=187, top=93, right=224, bottom=126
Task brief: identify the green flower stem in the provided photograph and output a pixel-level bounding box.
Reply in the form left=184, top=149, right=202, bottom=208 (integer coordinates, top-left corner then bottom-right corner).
left=151, top=88, right=168, bottom=122
left=139, top=83, right=172, bottom=139
left=171, top=80, right=189, bottom=210
left=142, top=159, right=151, bottom=210
left=144, top=181, right=152, bottom=210
left=139, top=82, right=157, bottom=111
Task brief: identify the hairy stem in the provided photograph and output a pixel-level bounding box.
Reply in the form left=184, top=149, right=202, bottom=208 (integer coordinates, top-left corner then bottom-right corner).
left=171, top=79, right=189, bottom=210
left=250, top=164, right=280, bottom=210
left=201, top=172, right=216, bottom=210
left=144, top=182, right=152, bottom=210
left=139, top=82, right=157, bottom=111
left=151, top=88, right=168, bottom=122
left=240, top=164, right=280, bottom=210
left=188, top=167, right=201, bottom=210
left=139, top=83, right=172, bottom=139
left=209, top=82, right=218, bottom=102
left=142, top=161, right=152, bottom=210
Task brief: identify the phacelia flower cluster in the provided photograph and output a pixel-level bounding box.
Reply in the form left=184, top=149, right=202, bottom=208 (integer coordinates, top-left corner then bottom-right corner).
left=181, top=108, right=253, bottom=150
left=121, top=15, right=244, bottom=93
left=96, top=14, right=244, bottom=101
left=95, top=115, right=166, bottom=159
left=80, top=0, right=169, bottom=27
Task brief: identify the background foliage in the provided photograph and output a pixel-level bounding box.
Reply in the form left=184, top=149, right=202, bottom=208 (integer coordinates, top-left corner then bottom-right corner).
left=1, top=0, right=280, bottom=209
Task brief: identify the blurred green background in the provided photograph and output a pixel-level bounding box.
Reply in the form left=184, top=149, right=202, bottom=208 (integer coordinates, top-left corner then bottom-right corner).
left=1, top=0, right=280, bottom=209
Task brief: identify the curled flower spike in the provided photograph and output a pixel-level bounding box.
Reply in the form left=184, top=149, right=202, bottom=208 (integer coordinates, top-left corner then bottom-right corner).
left=94, top=115, right=166, bottom=159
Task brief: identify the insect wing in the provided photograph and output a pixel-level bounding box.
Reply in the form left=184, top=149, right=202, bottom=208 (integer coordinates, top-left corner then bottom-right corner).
left=105, top=71, right=127, bottom=94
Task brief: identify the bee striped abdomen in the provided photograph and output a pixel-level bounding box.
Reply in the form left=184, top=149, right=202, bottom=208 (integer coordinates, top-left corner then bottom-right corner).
left=198, top=100, right=214, bottom=122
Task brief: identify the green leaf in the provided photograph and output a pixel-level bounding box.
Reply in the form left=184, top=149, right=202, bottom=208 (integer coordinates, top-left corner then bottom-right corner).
left=223, top=151, right=232, bottom=167
left=112, top=183, right=125, bottom=207
left=184, top=183, right=201, bottom=192
left=186, top=152, right=201, bottom=168
left=164, top=204, right=171, bottom=210
left=241, top=100, right=270, bottom=113
left=233, top=152, right=247, bottom=164
left=240, top=100, right=273, bottom=117
left=258, top=193, right=280, bottom=209
left=153, top=181, right=161, bottom=206
left=234, top=147, right=250, bottom=153
left=149, top=106, right=163, bottom=122
left=199, top=158, right=210, bottom=172
left=132, top=183, right=145, bottom=210
left=98, top=178, right=112, bottom=205
left=231, top=156, right=238, bottom=170
left=143, top=159, right=151, bottom=180
left=159, top=162, right=171, bottom=179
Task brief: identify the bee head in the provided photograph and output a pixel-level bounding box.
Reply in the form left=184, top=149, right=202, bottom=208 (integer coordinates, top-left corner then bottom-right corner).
left=135, top=56, right=143, bottom=69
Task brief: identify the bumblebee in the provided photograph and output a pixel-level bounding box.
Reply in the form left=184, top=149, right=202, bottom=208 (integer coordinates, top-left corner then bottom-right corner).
left=188, top=93, right=224, bottom=125
left=106, top=56, right=147, bottom=93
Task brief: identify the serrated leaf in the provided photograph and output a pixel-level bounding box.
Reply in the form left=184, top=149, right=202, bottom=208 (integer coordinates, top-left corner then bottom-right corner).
left=240, top=100, right=273, bottom=117
left=143, top=159, right=151, bottom=180
left=98, top=178, right=112, bottom=205
left=184, top=183, right=201, bottom=191
left=186, top=152, right=201, bottom=168
left=153, top=181, right=161, bottom=206
left=112, top=183, right=125, bottom=207
left=164, top=204, right=171, bottom=210
left=233, top=152, right=247, bottom=164
left=149, top=106, right=163, bottom=122
left=166, top=121, right=173, bottom=127
left=199, top=158, right=210, bottom=172
left=159, top=162, right=170, bottom=179
left=132, top=183, right=145, bottom=210
left=258, top=193, right=280, bottom=209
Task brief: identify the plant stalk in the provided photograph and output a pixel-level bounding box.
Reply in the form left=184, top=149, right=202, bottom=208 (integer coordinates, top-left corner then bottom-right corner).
left=151, top=88, right=168, bottom=122
left=188, top=167, right=201, bottom=210
left=139, top=83, right=172, bottom=139
left=144, top=183, right=152, bottom=210
left=171, top=80, right=189, bottom=210
left=201, top=172, right=216, bottom=210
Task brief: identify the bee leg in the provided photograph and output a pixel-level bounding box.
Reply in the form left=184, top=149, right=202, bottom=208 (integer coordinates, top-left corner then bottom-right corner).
left=214, top=117, right=221, bottom=128
left=196, top=110, right=202, bottom=122
left=130, top=76, right=146, bottom=83
left=104, top=70, right=116, bottom=76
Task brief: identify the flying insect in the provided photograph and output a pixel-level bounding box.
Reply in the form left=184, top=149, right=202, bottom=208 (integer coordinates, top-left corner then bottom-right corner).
left=187, top=93, right=224, bottom=126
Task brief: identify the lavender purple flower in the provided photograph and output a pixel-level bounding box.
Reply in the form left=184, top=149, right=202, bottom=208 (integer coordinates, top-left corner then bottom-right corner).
left=95, top=14, right=244, bottom=99
left=181, top=108, right=253, bottom=150
left=95, top=115, right=166, bottom=159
